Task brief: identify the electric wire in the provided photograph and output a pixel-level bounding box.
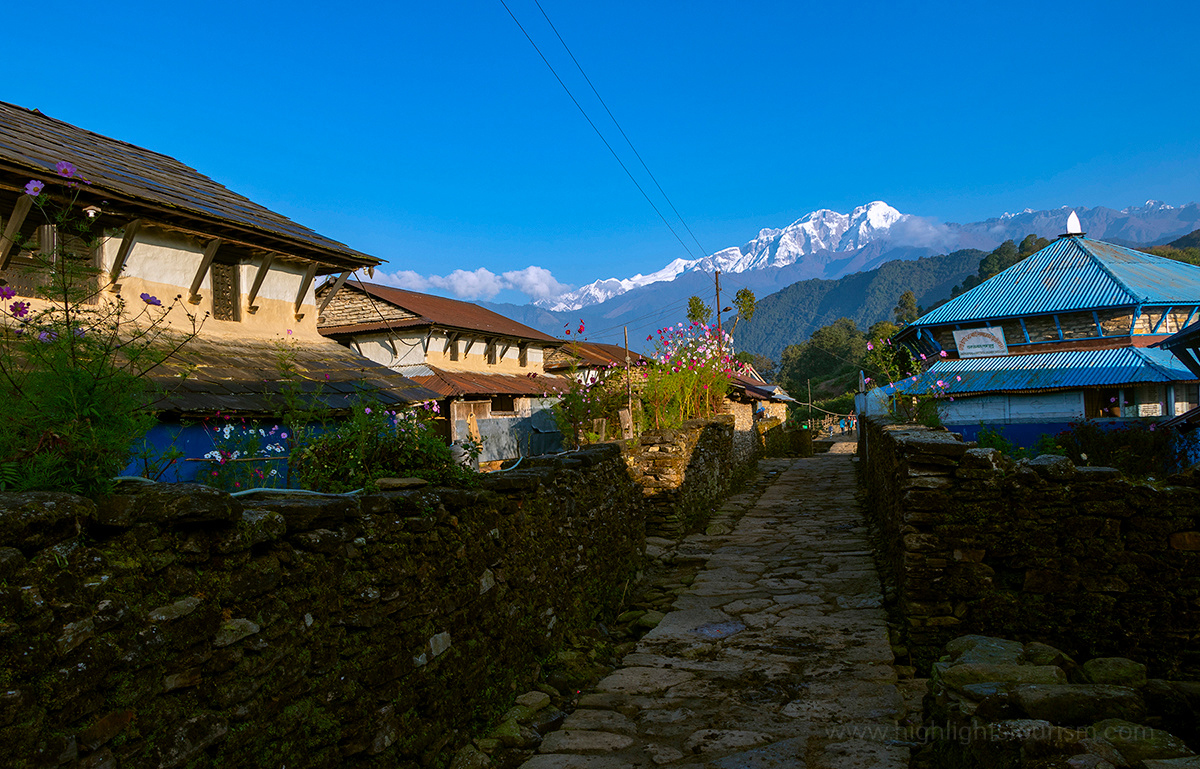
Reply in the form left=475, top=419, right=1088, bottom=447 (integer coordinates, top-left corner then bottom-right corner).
left=497, top=0, right=700, bottom=261
left=531, top=0, right=709, bottom=258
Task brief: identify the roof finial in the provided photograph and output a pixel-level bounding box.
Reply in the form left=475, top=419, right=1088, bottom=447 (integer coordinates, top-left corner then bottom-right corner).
left=1065, top=210, right=1083, bottom=236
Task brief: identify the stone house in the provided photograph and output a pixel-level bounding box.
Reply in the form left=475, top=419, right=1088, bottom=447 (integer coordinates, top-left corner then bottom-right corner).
left=0, top=101, right=434, bottom=479
left=881, top=215, right=1200, bottom=445
left=316, top=281, right=570, bottom=461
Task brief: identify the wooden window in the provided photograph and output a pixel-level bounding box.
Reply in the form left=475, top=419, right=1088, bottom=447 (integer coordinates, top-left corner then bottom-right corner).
left=0, top=225, right=99, bottom=305
left=210, top=262, right=240, bottom=322
left=491, top=395, right=515, bottom=414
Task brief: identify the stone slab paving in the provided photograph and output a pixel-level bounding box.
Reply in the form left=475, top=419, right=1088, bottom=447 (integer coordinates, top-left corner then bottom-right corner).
left=520, top=451, right=909, bottom=769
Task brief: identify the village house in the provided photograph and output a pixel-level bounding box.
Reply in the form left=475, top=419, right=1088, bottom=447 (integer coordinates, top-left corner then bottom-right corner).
left=875, top=213, right=1200, bottom=446
left=315, top=281, right=569, bottom=462
left=0, top=101, right=435, bottom=479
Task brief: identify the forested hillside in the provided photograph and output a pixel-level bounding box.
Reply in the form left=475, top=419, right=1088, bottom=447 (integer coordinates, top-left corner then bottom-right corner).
left=735, top=249, right=983, bottom=362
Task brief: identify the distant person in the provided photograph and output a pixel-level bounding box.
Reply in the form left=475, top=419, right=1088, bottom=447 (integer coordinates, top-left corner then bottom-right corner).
left=839, top=417, right=846, bottom=433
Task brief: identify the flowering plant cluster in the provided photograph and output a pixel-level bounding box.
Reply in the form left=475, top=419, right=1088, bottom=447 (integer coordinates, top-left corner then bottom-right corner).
left=290, top=399, right=473, bottom=492
left=200, top=415, right=289, bottom=491
left=641, top=321, right=743, bottom=430
left=0, top=163, right=203, bottom=495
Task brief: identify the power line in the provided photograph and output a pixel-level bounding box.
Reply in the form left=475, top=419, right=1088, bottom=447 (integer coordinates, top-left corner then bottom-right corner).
left=531, top=0, right=710, bottom=258
left=498, top=0, right=699, bottom=261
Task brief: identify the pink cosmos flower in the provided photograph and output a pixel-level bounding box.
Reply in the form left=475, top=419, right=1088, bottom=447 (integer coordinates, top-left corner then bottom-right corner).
left=24, top=180, right=44, bottom=196
left=939, top=350, right=947, bottom=357
left=866, top=342, right=874, bottom=351
left=55, top=161, right=76, bottom=178
left=9, top=301, right=29, bottom=318
left=0, top=287, right=14, bottom=301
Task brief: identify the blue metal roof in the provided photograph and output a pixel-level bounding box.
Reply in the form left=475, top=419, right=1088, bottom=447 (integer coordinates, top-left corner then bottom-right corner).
left=909, top=236, right=1200, bottom=328
left=889, top=346, right=1196, bottom=396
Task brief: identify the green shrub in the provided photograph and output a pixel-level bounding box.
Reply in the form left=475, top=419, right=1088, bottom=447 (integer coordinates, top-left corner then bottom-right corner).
left=1054, top=419, right=1181, bottom=478
left=290, top=402, right=475, bottom=492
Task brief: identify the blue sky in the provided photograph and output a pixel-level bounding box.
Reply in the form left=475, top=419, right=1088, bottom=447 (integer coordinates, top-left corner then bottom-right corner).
left=9, top=1, right=1200, bottom=304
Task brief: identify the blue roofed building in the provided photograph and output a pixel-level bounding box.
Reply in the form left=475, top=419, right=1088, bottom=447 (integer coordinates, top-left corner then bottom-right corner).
left=873, top=215, right=1200, bottom=446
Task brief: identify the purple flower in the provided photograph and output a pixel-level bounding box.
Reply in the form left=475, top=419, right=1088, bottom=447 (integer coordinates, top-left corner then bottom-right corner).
left=9, top=301, right=28, bottom=318
left=55, top=161, right=76, bottom=178
left=364, top=407, right=372, bottom=414
left=140, top=292, right=162, bottom=306
left=24, top=180, right=44, bottom=196
left=939, top=350, right=947, bottom=357
left=74, top=327, right=86, bottom=337
left=0, top=287, right=14, bottom=301
left=1109, top=397, right=1117, bottom=403
left=866, top=342, right=874, bottom=351
left=37, top=330, right=57, bottom=343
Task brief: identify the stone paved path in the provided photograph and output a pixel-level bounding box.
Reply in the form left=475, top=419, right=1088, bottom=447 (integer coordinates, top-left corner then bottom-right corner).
left=520, top=451, right=909, bottom=769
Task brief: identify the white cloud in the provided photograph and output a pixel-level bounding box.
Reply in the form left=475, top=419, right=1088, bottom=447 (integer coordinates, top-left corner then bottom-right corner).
left=888, top=215, right=957, bottom=250
left=374, top=265, right=572, bottom=303
left=428, top=268, right=505, bottom=299
left=501, top=266, right=572, bottom=301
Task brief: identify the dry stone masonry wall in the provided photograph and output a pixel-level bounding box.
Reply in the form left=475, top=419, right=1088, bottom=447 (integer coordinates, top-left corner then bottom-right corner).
left=0, top=445, right=644, bottom=768
left=622, top=416, right=737, bottom=539
left=859, top=416, right=1200, bottom=678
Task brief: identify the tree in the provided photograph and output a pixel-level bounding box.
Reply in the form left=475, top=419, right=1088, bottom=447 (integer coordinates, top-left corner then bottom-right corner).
left=893, top=290, right=919, bottom=325
left=726, top=287, right=757, bottom=340
left=686, top=295, right=711, bottom=325
left=777, top=317, right=866, bottom=397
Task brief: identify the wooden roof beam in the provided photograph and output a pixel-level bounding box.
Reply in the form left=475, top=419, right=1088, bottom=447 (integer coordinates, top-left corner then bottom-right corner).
left=317, top=271, right=352, bottom=315
left=0, top=195, right=33, bottom=270
left=187, top=238, right=222, bottom=304
left=293, top=262, right=318, bottom=321
left=244, top=254, right=274, bottom=314
left=108, top=218, right=142, bottom=291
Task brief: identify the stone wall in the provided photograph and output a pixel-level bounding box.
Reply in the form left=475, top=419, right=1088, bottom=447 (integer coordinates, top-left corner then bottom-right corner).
left=0, top=445, right=642, bottom=768
left=860, top=416, right=1200, bottom=678
left=623, top=415, right=739, bottom=539
left=724, top=401, right=758, bottom=468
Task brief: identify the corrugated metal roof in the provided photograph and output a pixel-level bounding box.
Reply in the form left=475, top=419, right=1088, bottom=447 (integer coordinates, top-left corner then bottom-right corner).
left=394, top=365, right=571, bottom=398
left=319, top=283, right=560, bottom=343
left=889, top=346, right=1196, bottom=396
left=909, top=236, right=1200, bottom=328
left=544, top=341, right=648, bottom=370
left=0, top=101, right=375, bottom=267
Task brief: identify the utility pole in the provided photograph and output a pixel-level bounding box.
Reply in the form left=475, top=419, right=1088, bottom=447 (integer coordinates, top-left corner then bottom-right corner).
left=715, top=271, right=723, bottom=360
left=808, top=378, right=812, bottom=429
left=624, top=325, right=633, bottom=435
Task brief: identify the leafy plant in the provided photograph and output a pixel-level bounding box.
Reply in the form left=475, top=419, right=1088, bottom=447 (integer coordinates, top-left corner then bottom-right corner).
left=0, top=164, right=203, bottom=495
left=1053, top=419, right=1183, bottom=478
left=199, top=417, right=289, bottom=491
left=290, top=401, right=474, bottom=492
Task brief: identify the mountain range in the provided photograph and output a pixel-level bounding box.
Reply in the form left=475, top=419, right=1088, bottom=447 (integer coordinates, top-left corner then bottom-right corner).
left=485, top=199, right=1200, bottom=359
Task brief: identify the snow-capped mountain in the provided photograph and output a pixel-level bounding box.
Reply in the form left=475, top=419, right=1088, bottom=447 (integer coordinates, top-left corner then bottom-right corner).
left=540, top=199, right=1200, bottom=312
left=541, top=201, right=905, bottom=311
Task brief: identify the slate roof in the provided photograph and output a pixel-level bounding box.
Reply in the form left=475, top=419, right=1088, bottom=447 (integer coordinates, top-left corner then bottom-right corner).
left=904, top=236, right=1200, bottom=332
left=888, top=346, right=1196, bottom=397
left=392, top=364, right=570, bottom=398
left=319, top=283, right=559, bottom=343
left=149, top=336, right=438, bottom=414
left=0, top=101, right=375, bottom=269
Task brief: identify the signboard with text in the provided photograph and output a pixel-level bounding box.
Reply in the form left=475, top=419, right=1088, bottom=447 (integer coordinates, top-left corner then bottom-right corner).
left=952, top=327, right=1009, bottom=358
